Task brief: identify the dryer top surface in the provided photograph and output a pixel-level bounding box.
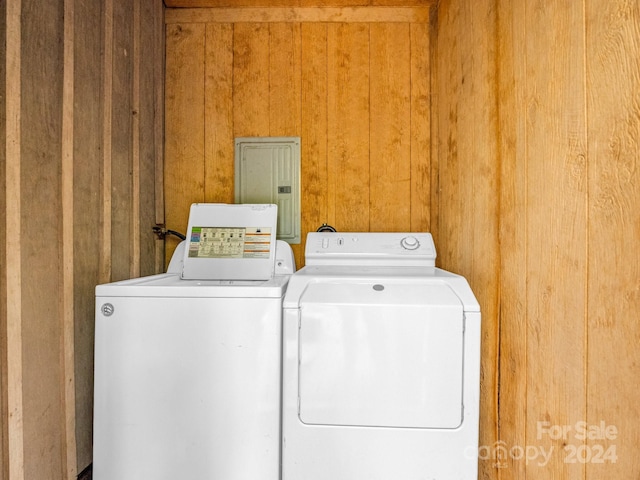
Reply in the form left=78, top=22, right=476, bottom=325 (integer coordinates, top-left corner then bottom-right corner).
left=283, top=265, right=480, bottom=312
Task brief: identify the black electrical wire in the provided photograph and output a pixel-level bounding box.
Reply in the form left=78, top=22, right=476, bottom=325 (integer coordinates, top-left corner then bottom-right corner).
left=152, top=226, right=186, bottom=241
left=166, top=229, right=186, bottom=241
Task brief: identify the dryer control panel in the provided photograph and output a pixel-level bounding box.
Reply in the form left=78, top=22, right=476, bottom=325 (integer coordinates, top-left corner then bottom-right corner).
left=305, top=232, right=436, bottom=267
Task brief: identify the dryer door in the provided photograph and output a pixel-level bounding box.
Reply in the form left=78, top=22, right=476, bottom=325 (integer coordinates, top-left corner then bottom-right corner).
left=298, top=281, right=464, bottom=429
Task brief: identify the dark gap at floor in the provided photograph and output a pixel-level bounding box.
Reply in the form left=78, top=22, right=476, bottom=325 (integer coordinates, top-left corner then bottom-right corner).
left=78, top=464, right=92, bottom=480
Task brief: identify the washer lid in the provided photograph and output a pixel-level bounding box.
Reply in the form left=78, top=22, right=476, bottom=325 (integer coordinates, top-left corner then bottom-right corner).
left=95, top=273, right=290, bottom=298
left=298, top=281, right=465, bottom=429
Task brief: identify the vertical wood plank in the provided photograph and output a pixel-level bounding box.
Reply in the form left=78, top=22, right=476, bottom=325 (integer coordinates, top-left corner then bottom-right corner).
left=272, top=21, right=303, bottom=251
left=497, top=0, right=528, bottom=476
left=327, top=23, right=370, bottom=231
left=269, top=23, right=302, bottom=137
left=99, top=0, right=115, bottom=280
left=369, top=23, right=411, bottom=231
left=73, top=0, right=104, bottom=469
left=4, top=0, right=25, bottom=477
left=586, top=1, right=640, bottom=478
left=428, top=6, right=441, bottom=250
left=164, top=22, right=206, bottom=264
left=131, top=0, right=141, bottom=279
left=233, top=23, right=270, bottom=136
left=433, top=3, right=501, bottom=480
left=269, top=22, right=303, bottom=262
left=61, top=0, right=78, bottom=476
left=204, top=23, right=234, bottom=203
left=153, top=0, right=166, bottom=274
left=432, top=0, right=462, bottom=267
left=0, top=0, right=7, bottom=475
left=524, top=2, right=587, bottom=479
left=454, top=0, right=472, bottom=276
left=100, top=0, right=114, bottom=284
left=110, top=0, right=134, bottom=282
left=410, top=22, right=430, bottom=232
left=21, top=0, right=65, bottom=475
left=138, top=0, right=162, bottom=276
left=461, top=4, right=501, bottom=479
left=301, top=22, right=329, bottom=264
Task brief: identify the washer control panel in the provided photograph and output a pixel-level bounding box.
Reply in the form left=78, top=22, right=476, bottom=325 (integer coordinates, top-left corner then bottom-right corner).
left=305, top=232, right=436, bottom=266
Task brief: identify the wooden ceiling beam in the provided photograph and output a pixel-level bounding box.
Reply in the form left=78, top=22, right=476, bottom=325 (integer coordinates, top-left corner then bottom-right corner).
left=164, top=1, right=436, bottom=7
left=165, top=6, right=434, bottom=23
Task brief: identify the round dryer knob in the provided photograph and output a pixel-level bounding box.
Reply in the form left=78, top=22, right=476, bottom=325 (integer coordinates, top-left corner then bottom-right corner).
left=400, top=236, right=420, bottom=250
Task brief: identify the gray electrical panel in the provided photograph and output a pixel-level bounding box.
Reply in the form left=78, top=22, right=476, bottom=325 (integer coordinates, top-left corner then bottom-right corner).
left=234, top=137, right=301, bottom=244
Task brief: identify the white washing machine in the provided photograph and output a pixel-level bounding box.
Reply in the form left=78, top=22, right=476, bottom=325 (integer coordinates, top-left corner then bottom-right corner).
left=282, top=232, right=481, bottom=479
left=93, top=204, right=295, bottom=480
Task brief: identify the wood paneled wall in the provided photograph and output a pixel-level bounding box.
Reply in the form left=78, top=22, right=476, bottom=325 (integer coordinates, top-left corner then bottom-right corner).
left=1, top=0, right=164, bottom=477
left=435, top=0, right=640, bottom=479
left=432, top=2, right=500, bottom=479
left=2, top=1, right=633, bottom=479
left=164, top=6, right=433, bottom=267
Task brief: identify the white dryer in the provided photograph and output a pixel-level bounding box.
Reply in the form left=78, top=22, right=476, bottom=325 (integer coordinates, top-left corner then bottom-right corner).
left=282, top=232, right=481, bottom=479
left=93, top=204, right=295, bottom=480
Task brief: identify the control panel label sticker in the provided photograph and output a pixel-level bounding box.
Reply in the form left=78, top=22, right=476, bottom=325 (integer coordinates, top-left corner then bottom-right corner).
left=188, top=227, right=272, bottom=259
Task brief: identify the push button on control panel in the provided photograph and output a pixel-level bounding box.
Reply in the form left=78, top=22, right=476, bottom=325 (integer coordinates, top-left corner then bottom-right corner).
left=400, top=236, right=420, bottom=250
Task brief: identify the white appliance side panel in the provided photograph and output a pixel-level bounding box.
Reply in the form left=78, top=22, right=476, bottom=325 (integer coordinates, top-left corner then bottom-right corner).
left=93, top=296, right=283, bottom=480
left=298, top=284, right=464, bottom=429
